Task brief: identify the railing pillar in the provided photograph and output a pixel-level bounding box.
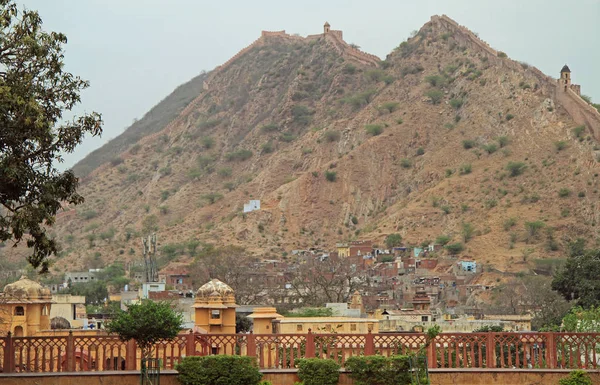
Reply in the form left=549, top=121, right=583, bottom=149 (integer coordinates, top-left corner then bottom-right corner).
left=364, top=330, right=375, bottom=356
left=126, top=339, right=137, bottom=370
left=485, top=333, right=496, bottom=368
left=66, top=330, right=75, bottom=372
left=545, top=332, right=556, bottom=369
left=427, top=337, right=436, bottom=369
left=186, top=330, right=196, bottom=357
left=247, top=332, right=256, bottom=358
left=305, top=329, right=315, bottom=358
left=3, top=332, right=14, bottom=373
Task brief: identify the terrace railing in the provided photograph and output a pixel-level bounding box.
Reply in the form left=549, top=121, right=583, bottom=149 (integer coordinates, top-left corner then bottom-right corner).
left=1, top=331, right=599, bottom=373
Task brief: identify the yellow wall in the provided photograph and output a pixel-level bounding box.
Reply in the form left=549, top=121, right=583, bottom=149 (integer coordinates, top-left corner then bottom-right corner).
left=277, top=318, right=378, bottom=334
left=194, top=307, right=236, bottom=334
left=0, top=303, right=50, bottom=336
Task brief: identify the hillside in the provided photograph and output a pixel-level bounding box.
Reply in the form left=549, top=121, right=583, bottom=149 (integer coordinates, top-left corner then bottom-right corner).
left=20, top=16, right=600, bottom=282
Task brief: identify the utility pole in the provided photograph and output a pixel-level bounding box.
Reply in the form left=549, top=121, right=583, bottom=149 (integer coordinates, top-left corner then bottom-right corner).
left=142, top=233, right=158, bottom=283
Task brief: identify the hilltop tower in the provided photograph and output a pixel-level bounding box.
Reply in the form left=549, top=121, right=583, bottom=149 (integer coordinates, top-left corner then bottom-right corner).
left=324, top=21, right=330, bottom=34
left=560, top=64, right=581, bottom=95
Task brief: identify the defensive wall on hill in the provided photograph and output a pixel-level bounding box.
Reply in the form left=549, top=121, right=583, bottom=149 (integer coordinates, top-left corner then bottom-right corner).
left=432, top=14, right=600, bottom=141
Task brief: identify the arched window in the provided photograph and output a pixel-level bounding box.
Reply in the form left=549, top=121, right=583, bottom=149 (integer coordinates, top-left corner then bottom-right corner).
left=15, top=306, right=25, bottom=316
left=14, top=326, right=24, bottom=336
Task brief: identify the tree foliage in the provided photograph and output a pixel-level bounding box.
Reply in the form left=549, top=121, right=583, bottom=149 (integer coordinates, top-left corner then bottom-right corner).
left=0, top=1, right=102, bottom=272
left=107, top=300, right=183, bottom=358
left=552, top=250, right=600, bottom=308
left=385, top=233, right=402, bottom=248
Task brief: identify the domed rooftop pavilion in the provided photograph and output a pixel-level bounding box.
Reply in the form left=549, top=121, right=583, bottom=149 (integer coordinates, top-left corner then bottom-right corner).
left=2, top=275, right=52, bottom=303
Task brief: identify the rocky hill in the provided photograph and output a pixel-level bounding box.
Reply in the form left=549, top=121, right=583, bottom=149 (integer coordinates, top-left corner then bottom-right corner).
left=17, top=15, right=600, bottom=283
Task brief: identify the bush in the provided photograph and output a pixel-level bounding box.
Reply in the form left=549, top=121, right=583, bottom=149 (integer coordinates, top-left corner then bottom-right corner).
left=385, top=233, right=403, bottom=248
left=558, top=188, right=571, bottom=198
left=424, top=75, right=445, bottom=87
left=345, top=355, right=417, bottom=385
left=425, top=89, right=443, bottom=104
left=449, top=98, right=464, bottom=109
left=365, top=124, right=384, bottom=136
left=555, top=141, right=567, bottom=151
left=400, top=159, right=411, bottom=168
left=202, top=193, right=223, bottom=204
left=573, top=125, right=585, bottom=138
left=558, top=370, right=593, bottom=385
left=445, top=242, right=465, bottom=255
left=110, top=157, right=124, bottom=166
left=436, top=235, right=451, bottom=246
left=342, top=89, right=377, bottom=109
left=201, top=136, right=215, bottom=149
left=324, top=130, right=341, bottom=142
left=261, top=141, right=274, bottom=154
left=496, top=136, right=509, bottom=147
left=342, top=63, right=357, bottom=74
left=297, top=358, right=340, bottom=385
left=226, top=149, right=253, bottom=162
left=280, top=132, right=296, bottom=142
left=497, top=51, right=508, bottom=58
left=379, top=101, right=399, bottom=113
left=506, top=161, right=526, bottom=177
left=525, top=220, right=545, bottom=239
left=483, top=144, right=497, bottom=154
left=505, top=114, right=515, bottom=121
left=261, top=123, right=279, bottom=133
left=292, top=105, right=312, bottom=125
left=462, top=140, right=476, bottom=149
left=459, top=163, right=472, bottom=175
left=503, top=217, right=517, bottom=231
left=176, top=356, right=263, bottom=385
left=416, top=147, right=425, bottom=156
left=79, top=209, right=98, bottom=220
left=325, top=170, right=337, bottom=182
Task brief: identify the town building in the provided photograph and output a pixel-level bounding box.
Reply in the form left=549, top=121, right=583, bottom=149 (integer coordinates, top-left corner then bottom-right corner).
left=193, top=279, right=237, bottom=334
left=0, top=276, right=52, bottom=336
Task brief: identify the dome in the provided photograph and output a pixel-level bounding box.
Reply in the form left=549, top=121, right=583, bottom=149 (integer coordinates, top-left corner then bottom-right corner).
left=3, top=276, right=52, bottom=301
left=51, top=317, right=71, bottom=330
left=561, top=64, right=571, bottom=73
left=195, top=279, right=234, bottom=299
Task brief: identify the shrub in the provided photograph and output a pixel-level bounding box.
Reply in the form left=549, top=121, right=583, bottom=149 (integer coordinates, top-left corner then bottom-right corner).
left=385, top=233, right=403, bottom=248
left=573, top=125, right=585, bottom=138
left=416, top=147, right=425, bottom=156
left=459, top=163, right=472, bottom=175
left=503, top=217, right=517, bottom=231
left=483, top=144, right=497, bottom=154
left=325, top=170, right=337, bottom=182
left=226, top=149, right=253, bottom=162
left=261, top=141, right=274, bottom=154
left=496, top=136, right=509, bottom=147
left=218, top=167, right=232, bottom=177
left=558, top=370, right=593, bottom=385
left=201, top=136, right=215, bottom=149
left=292, top=105, right=312, bottom=125
left=446, top=242, right=465, bottom=255
left=110, top=157, right=124, bottom=166
left=400, top=159, right=411, bottom=168
left=280, top=132, right=296, bottom=142
left=436, top=235, right=451, bottom=246
left=79, top=209, right=98, bottom=220
left=441, top=205, right=451, bottom=214
left=324, top=130, right=341, bottom=142
left=260, top=123, right=279, bottom=133
left=462, top=140, right=476, bottom=149
left=297, top=358, right=340, bottom=385
left=345, top=355, right=416, bottom=385
left=578, top=191, right=585, bottom=198
left=449, top=98, right=464, bottom=109
left=497, top=51, right=508, bottom=58
left=505, top=114, right=514, bottom=121
left=555, top=141, right=568, bottom=151
left=379, top=101, right=399, bottom=113
left=425, top=89, right=443, bottom=104
left=424, top=75, right=445, bottom=87
left=202, top=193, right=223, bottom=204
left=176, top=356, right=263, bottom=385
left=462, top=222, right=475, bottom=242
left=365, top=124, right=384, bottom=136
left=525, top=220, right=545, bottom=239
left=342, top=63, right=357, bottom=74
left=558, top=188, right=571, bottom=198
left=506, top=161, right=526, bottom=177
left=342, top=89, right=377, bottom=109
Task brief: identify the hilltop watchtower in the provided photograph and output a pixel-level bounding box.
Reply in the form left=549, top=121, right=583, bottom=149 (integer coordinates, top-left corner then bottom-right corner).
left=560, top=64, right=581, bottom=95
left=324, top=21, right=330, bottom=34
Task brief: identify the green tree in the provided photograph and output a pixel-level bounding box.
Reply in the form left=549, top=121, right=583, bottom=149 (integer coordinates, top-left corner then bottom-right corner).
left=552, top=250, right=600, bottom=308
left=107, top=300, right=183, bottom=360
left=0, top=2, right=103, bottom=272
left=561, top=307, right=600, bottom=332
left=462, top=222, right=475, bottom=243
left=385, top=233, right=402, bottom=248
left=67, top=280, right=108, bottom=305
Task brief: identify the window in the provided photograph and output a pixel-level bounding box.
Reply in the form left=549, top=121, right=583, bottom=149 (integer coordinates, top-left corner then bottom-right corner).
left=421, top=316, right=429, bottom=322
left=42, top=305, right=48, bottom=316
left=350, top=324, right=357, bottom=332
left=367, top=323, right=374, bottom=332
left=296, top=324, right=303, bottom=332
left=211, top=310, right=221, bottom=319
left=15, top=306, right=25, bottom=316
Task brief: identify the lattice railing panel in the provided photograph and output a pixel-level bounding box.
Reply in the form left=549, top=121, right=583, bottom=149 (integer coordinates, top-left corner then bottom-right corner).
left=12, top=336, right=68, bottom=372
left=314, top=334, right=366, bottom=366
left=256, top=334, right=307, bottom=369
left=434, top=333, right=488, bottom=368
left=73, top=336, right=128, bottom=371
left=194, top=334, right=247, bottom=357
left=555, top=333, right=600, bottom=369
left=374, top=334, right=426, bottom=357
left=492, top=333, right=549, bottom=369
left=153, top=335, right=188, bottom=370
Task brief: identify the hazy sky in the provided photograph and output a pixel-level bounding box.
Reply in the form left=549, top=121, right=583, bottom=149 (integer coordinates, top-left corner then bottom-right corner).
left=19, top=0, right=600, bottom=169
